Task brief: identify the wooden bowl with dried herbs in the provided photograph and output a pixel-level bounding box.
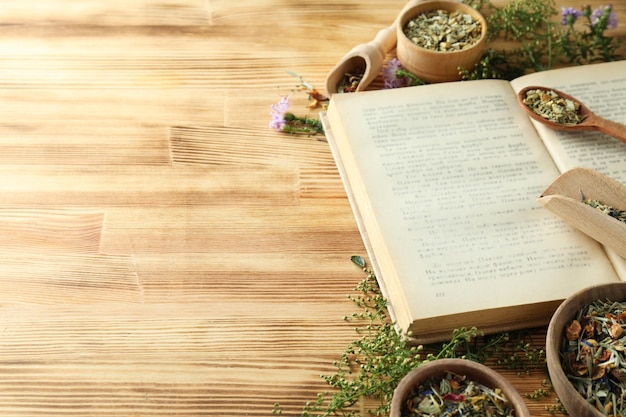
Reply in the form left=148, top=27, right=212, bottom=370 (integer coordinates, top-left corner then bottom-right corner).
left=546, top=282, right=626, bottom=417
left=390, top=358, right=530, bottom=417
left=396, top=0, right=487, bottom=83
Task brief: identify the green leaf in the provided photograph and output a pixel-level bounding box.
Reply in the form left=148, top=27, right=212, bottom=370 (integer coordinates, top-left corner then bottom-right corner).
left=351, top=255, right=366, bottom=268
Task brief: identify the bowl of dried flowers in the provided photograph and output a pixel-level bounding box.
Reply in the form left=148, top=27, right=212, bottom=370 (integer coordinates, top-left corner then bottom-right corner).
left=390, top=358, right=530, bottom=417
left=546, top=282, right=626, bottom=417
left=395, top=0, right=487, bottom=83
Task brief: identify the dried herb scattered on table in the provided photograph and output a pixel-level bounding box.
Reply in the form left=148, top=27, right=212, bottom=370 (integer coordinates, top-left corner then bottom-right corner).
left=402, top=371, right=515, bottom=417
left=561, top=299, right=626, bottom=415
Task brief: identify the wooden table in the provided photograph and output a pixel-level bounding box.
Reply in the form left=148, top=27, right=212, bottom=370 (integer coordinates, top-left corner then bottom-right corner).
left=0, top=1, right=624, bottom=415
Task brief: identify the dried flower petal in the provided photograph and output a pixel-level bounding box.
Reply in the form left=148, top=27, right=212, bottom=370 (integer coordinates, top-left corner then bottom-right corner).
left=592, top=365, right=607, bottom=380
left=610, top=323, right=623, bottom=339
left=566, top=319, right=582, bottom=341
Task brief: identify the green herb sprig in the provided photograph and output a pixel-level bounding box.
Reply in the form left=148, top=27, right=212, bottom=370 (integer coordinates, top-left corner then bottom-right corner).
left=273, top=256, right=557, bottom=417
left=459, top=0, right=621, bottom=80
left=272, top=256, right=483, bottom=417
left=387, top=0, right=621, bottom=86
left=438, top=0, right=623, bottom=80
left=559, top=4, right=621, bottom=65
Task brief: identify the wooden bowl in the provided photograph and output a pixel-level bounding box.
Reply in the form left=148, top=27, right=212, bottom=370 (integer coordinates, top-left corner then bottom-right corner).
left=396, top=0, right=487, bottom=83
left=390, top=359, right=530, bottom=417
left=546, top=282, right=626, bottom=417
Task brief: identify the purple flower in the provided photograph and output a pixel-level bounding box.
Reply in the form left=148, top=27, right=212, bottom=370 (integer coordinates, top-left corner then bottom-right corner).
left=591, top=5, right=618, bottom=29
left=561, top=6, right=582, bottom=25
left=383, top=58, right=410, bottom=89
left=269, top=95, right=291, bottom=131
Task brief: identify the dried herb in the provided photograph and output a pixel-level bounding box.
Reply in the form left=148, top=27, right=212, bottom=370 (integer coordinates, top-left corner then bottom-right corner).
left=561, top=299, right=626, bottom=415
left=403, top=9, right=483, bottom=52
left=337, top=72, right=364, bottom=93
left=522, top=89, right=585, bottom=125
left=582, top=197, right=626, bottom=224
left=402, top=371, right=515, bottom=417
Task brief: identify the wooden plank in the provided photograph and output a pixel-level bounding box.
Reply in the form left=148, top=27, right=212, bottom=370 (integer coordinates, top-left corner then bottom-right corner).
left=0, top=209, right=103, bottom=253
left=0, top=0, right=211, bottom=26
left=170, top=125, right=348, bottom=197
left=0, top=253, right=140, bottom=304
left=0, top=301, right=356, bottom=416
left=132, top=252, right=364, bottom=303
left=99, top=203, right=363, bottom=254
left=0, top=165, right=298, bottom=206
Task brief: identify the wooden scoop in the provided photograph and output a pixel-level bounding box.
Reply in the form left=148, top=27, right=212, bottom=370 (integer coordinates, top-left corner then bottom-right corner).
left=324, top=0, right=423, bottom=95
left=537, top=167, right=626, bottom=258
left=517, top=85, right=626, bottom=143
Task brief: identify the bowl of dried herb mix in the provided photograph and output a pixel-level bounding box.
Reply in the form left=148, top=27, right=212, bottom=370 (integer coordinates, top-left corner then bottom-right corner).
left=547, top=282, right=626, bottom=417
left=390, top=358, right=530, bottom=417
left=396, top=0, right=487, bottom=83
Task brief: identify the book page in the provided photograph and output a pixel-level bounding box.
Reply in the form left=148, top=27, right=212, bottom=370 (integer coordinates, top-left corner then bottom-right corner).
left=511, top=61, right=626, bottom=278
left=327, top=79, right=618, bottom=324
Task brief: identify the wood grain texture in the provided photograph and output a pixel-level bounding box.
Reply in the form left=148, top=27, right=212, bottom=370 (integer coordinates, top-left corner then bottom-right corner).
left=0, top=0, right=623, bottom=415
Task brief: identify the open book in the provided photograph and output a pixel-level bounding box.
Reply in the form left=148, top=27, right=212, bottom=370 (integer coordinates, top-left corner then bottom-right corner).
left=321, top=60, right=626, bottom=343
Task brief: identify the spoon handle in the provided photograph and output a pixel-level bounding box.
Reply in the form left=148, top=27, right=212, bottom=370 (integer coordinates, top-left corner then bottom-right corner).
left=594, top=115, right=626, bottom=143
left=371, top=0, right=425, bottom=55
left=325, top=0, right=423, bottom=94
left=370, top=20, right=399, bottom=55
